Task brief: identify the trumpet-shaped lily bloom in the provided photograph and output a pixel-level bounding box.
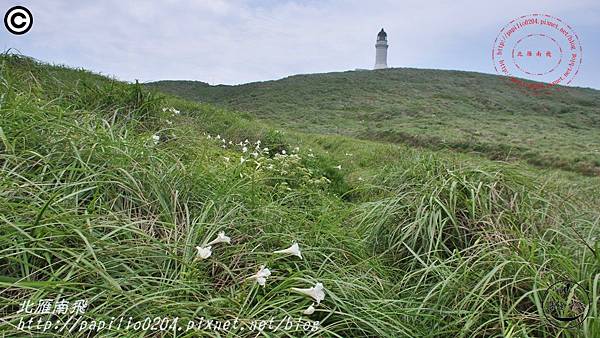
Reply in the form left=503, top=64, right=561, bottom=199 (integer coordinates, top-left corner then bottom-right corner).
left=246, top=265, right=271, bottom=286
left=334, top=165, right=342, bottom=170
left=242, top=146, right=248, bottom=153
left=207, top=231, right=231, bottom=246
left=273, top=242, right=302, bottom=259
left=292, top=283, right=325, bottom=304
left=151, top=134, right=160, bottom=145
left=303, top=303, right=316, bottom=315
left=195, top=246, right=212, bottom=260
left=240, top=157, right=246, bottom=164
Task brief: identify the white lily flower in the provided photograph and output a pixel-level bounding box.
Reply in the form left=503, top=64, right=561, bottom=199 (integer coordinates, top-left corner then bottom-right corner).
left=244, top=139, right=249, bottom=144
left=221, top=144, right=227, bottom=148
left=240, top=157, right=246, bottom=164
left=294, top=147, right=300, bottom=153
left=246, top=265, right=271, bottom=287
left=251, top=152, right=259, bottom=158
left=151, top=134, right=160, bottom=145
left=292, top=283, right=325, bottom=304
left=273, top=242, right=302, bottom=259
left=242, top=146, right=248, bottom=153
left=256, top=140, right=261, bottom=145
left=223, top=156, right=230, bottom=162
left=173, top=109, right=180, bottom=115
left=228, top=141, right=233, bottom=145
left=334, top=165, right=342, bottom=170
left=216, top=134, right=221, bottom=139
left=195, top=246, right=212, bottom=260
left=207, top=135, right=212, bottom=139
left=207, top=231, right=231, bottom=246
left=308, top=153, right=314, bottom=158
left=303, top=303, right=316, bottom=315
left=263, top=147, right=269, bottom=152
left=281, top=150, right=287, bottom=155
left=238, top=142, right=244, bottom=147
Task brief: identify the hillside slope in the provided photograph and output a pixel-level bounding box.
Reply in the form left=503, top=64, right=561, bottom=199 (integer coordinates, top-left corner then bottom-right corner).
left=2, top=55, right=599, bottom=337
left=147, top=69, right=600, bottom=175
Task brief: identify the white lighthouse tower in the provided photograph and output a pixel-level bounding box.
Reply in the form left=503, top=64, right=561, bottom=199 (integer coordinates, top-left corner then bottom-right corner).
left=374, top=28, right=388, bottom=70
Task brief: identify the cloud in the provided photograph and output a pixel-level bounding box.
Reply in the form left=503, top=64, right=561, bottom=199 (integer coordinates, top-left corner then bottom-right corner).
left=1, top=0, right=598, bottom=88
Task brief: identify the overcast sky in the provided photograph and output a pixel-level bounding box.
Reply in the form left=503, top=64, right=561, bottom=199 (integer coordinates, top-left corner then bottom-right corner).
left=1, top=0, right=599, bottom=89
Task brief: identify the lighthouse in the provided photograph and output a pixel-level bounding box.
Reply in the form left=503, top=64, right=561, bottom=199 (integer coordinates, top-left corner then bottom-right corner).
left=374, top=28, right=388, bottom=70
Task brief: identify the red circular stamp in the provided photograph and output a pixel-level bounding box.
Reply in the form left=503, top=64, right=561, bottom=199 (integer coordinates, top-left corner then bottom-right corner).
left=492, top=14, right=583, bottom=92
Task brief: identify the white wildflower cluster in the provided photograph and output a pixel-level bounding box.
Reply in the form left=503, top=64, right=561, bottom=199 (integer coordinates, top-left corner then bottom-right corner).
left=196, top=236, right=324, bottom=316
left=269, top=152, right=331, bottom=189
left=162, top=107, right=180, bottom=115
left=202, top=134, right=330, bottom=188
left=202, top=133, right=263, bottom=152
left=195, top=231, right=231, bottom=259
left=149, top=131, right=177, bottom=146
left=148, top=108, right=184, bottom=146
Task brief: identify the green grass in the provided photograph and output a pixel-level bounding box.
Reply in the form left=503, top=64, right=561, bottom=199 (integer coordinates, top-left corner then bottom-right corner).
left=1, top=54, right=599, bottom=337
left=147, top=69, right=600, bottom=176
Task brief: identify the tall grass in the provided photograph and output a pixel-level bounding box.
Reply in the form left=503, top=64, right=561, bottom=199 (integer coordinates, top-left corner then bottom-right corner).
left=1, top=54, right=598, bottom=337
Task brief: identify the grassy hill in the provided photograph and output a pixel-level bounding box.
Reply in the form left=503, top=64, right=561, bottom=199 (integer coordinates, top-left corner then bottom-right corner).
left=147, top=69, right=600, bottom=175
left=2, top=54, right=599, bottom=337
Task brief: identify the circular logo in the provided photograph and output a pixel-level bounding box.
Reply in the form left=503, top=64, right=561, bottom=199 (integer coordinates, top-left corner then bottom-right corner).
left=492, top=14, right=582, bottom=91
left=4, top=6, right=33, bottom=35
left=542, top=280, right=590, bottom=328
